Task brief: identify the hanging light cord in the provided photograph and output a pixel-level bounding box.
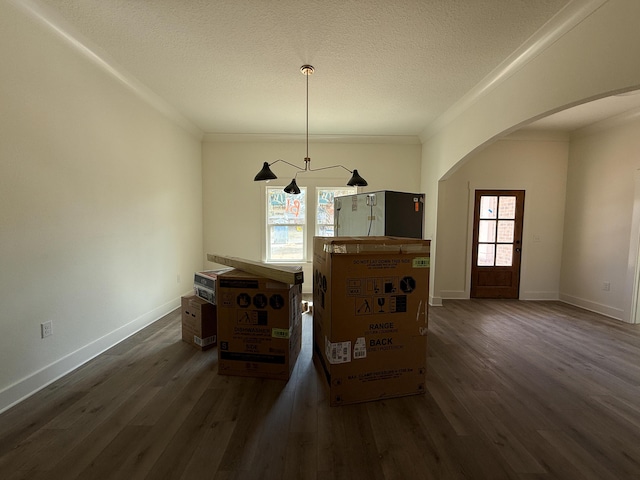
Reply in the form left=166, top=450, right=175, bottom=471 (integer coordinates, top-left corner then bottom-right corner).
left=297, top=64, right=353, bottom=176
left=254, top=64, right=368, bottom=190
left=306, top=66, right=309, bottom=162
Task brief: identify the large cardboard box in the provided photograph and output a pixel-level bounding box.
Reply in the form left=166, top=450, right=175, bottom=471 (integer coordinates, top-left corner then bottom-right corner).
left=216, top=269, right=302, bottom=381
left=313, top=236, right=430, bottom=406
left=181, top=295, right=218, bottom=350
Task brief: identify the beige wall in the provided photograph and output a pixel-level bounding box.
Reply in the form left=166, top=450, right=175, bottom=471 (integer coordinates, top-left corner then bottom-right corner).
left=434, top=133, right=569, bottom=302
left=202, top=140, right=422, bottom=292
left=421, top=0, right=640, bottom=303
left=561, top=118, right=640, bottom=321
left=0, top=3, right=203, bottom=411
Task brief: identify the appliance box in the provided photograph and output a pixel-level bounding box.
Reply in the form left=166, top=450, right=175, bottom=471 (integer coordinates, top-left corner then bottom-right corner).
left=181, top=295, right=218, bottom=350
left=217, top=268, right=302, bottom=381
left=312, top=236, right=430, bottom=406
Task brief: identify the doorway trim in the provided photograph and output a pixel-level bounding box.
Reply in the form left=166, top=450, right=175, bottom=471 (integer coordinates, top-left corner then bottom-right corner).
left=626, top=169, right=640, bottom=323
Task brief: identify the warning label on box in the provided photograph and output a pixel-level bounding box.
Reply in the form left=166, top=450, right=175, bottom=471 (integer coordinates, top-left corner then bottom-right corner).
left=236, top=310, right=268, bottom=325
left=354, top=295, right=407, bottom=316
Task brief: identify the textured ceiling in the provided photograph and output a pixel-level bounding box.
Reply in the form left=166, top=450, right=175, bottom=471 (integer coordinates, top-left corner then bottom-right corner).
left=25, top=0, right=635, bottom=137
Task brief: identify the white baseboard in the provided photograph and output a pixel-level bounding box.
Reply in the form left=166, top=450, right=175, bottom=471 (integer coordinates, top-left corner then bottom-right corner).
left=439, top=290, right=559, bottom=301
left=0, top=296, right=182, bottom=414
left=520, top=291, right=560, bottom=300
left=430, top=295, right=443, bottom=306
left=440, top=290, right=468, bottom=299
left=559, top=293, right=625, bottom=322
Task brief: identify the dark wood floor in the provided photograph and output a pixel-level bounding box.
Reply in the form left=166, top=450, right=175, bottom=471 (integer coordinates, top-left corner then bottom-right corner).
left=1, top=300, right=640, bottom=479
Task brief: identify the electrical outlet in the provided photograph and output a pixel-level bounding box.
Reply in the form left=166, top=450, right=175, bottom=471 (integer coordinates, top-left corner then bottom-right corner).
left=603, top=282, right=611, bottom=291
left=41, top=321, right=52, bottom=338
left=177, top=274, right=181, bottom=284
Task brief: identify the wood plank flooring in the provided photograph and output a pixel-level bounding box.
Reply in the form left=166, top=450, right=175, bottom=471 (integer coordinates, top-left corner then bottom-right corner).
left=1, top=299, right=640, bottom=479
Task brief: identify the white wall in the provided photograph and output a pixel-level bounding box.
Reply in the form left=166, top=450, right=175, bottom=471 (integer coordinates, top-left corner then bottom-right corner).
left=434, top=133, right=569, bottom=302
left=421, top=0, right=640, bottom=303
left=0, top=3, right=203, bottom=411
left=202, top=140, right=422, bottom=292
left=560, top=117, right=640, bottom=322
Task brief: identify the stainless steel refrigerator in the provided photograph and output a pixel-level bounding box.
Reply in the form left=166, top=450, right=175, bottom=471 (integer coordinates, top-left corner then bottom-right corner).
left=334, top=190, right=425, bottom=238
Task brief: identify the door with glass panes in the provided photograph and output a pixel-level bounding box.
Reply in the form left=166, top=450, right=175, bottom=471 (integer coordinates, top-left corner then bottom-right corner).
left=471, top=190, right=525, bottom=298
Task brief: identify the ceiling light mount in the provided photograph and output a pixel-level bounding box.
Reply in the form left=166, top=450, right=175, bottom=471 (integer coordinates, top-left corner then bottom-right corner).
left=300, top=65, right=314, bottom=76
left=253, top=65, right=368, bottom=194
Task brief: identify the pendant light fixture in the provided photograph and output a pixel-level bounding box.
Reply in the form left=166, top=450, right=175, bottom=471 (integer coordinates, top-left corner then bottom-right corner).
left=253, top=65, right=368, bottom=193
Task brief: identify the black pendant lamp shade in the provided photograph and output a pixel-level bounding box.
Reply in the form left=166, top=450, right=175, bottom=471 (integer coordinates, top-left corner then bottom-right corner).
left=347, top=169, right=368, bottom=187
left=283, top=178, right=301, bottom=194
left=254, top=162, right=278, bottom=181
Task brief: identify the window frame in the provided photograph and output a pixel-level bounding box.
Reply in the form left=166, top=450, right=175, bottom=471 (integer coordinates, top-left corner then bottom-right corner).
left=264, top=186, right=307, bottom=263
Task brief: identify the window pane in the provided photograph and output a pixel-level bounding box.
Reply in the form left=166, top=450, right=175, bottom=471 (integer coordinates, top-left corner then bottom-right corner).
left=477, top=244, right=495, bottom=266
left=479, top=196, right=498, bottom=219
left=317, top=225, right=334, bottom=236
left=496, top=244, right=513, bottom=266
left=316, top=199, right=334, bottom=226
left=498, top=196, right=516, bottom=219
left=497, top=220, right=514, bottom=243
left=478, top=220, right=496, bottom=242
left=268, top=225, right=304, bottom=261
left=267, top=188, right=306, bottom=224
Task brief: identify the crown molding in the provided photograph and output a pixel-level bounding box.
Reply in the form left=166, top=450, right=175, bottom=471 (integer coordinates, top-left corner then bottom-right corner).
left=202, top=133, right=422, bottom=144
left=8, top=0, right=203, bottom=140
left=420, top=0, right=607, bottom=143
left=502, top=130, right=571, bottom=142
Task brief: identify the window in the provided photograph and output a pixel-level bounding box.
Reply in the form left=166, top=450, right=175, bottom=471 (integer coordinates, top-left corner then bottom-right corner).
left=265, top=186, right=356, bottom=262
left=316, top=187, right=357, bottom=236
left=266, top=187, right=307, bottom=261
left=477, top=195, right=516, bottom=266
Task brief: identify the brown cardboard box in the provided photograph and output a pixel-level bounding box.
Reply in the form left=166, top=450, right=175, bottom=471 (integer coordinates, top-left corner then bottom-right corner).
left=181, top=295, right=218, bottom=350
left=312, top=236, right=430, bottom=406
left=217, top=268, right=302, bottom=381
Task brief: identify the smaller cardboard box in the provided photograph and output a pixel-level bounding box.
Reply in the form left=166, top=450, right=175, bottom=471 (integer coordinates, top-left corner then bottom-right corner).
left=194, top=268, right=231, bottom=304
left=181, top=295, right=217, bottom=350
left=217, top=268, right=302, bottom=381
